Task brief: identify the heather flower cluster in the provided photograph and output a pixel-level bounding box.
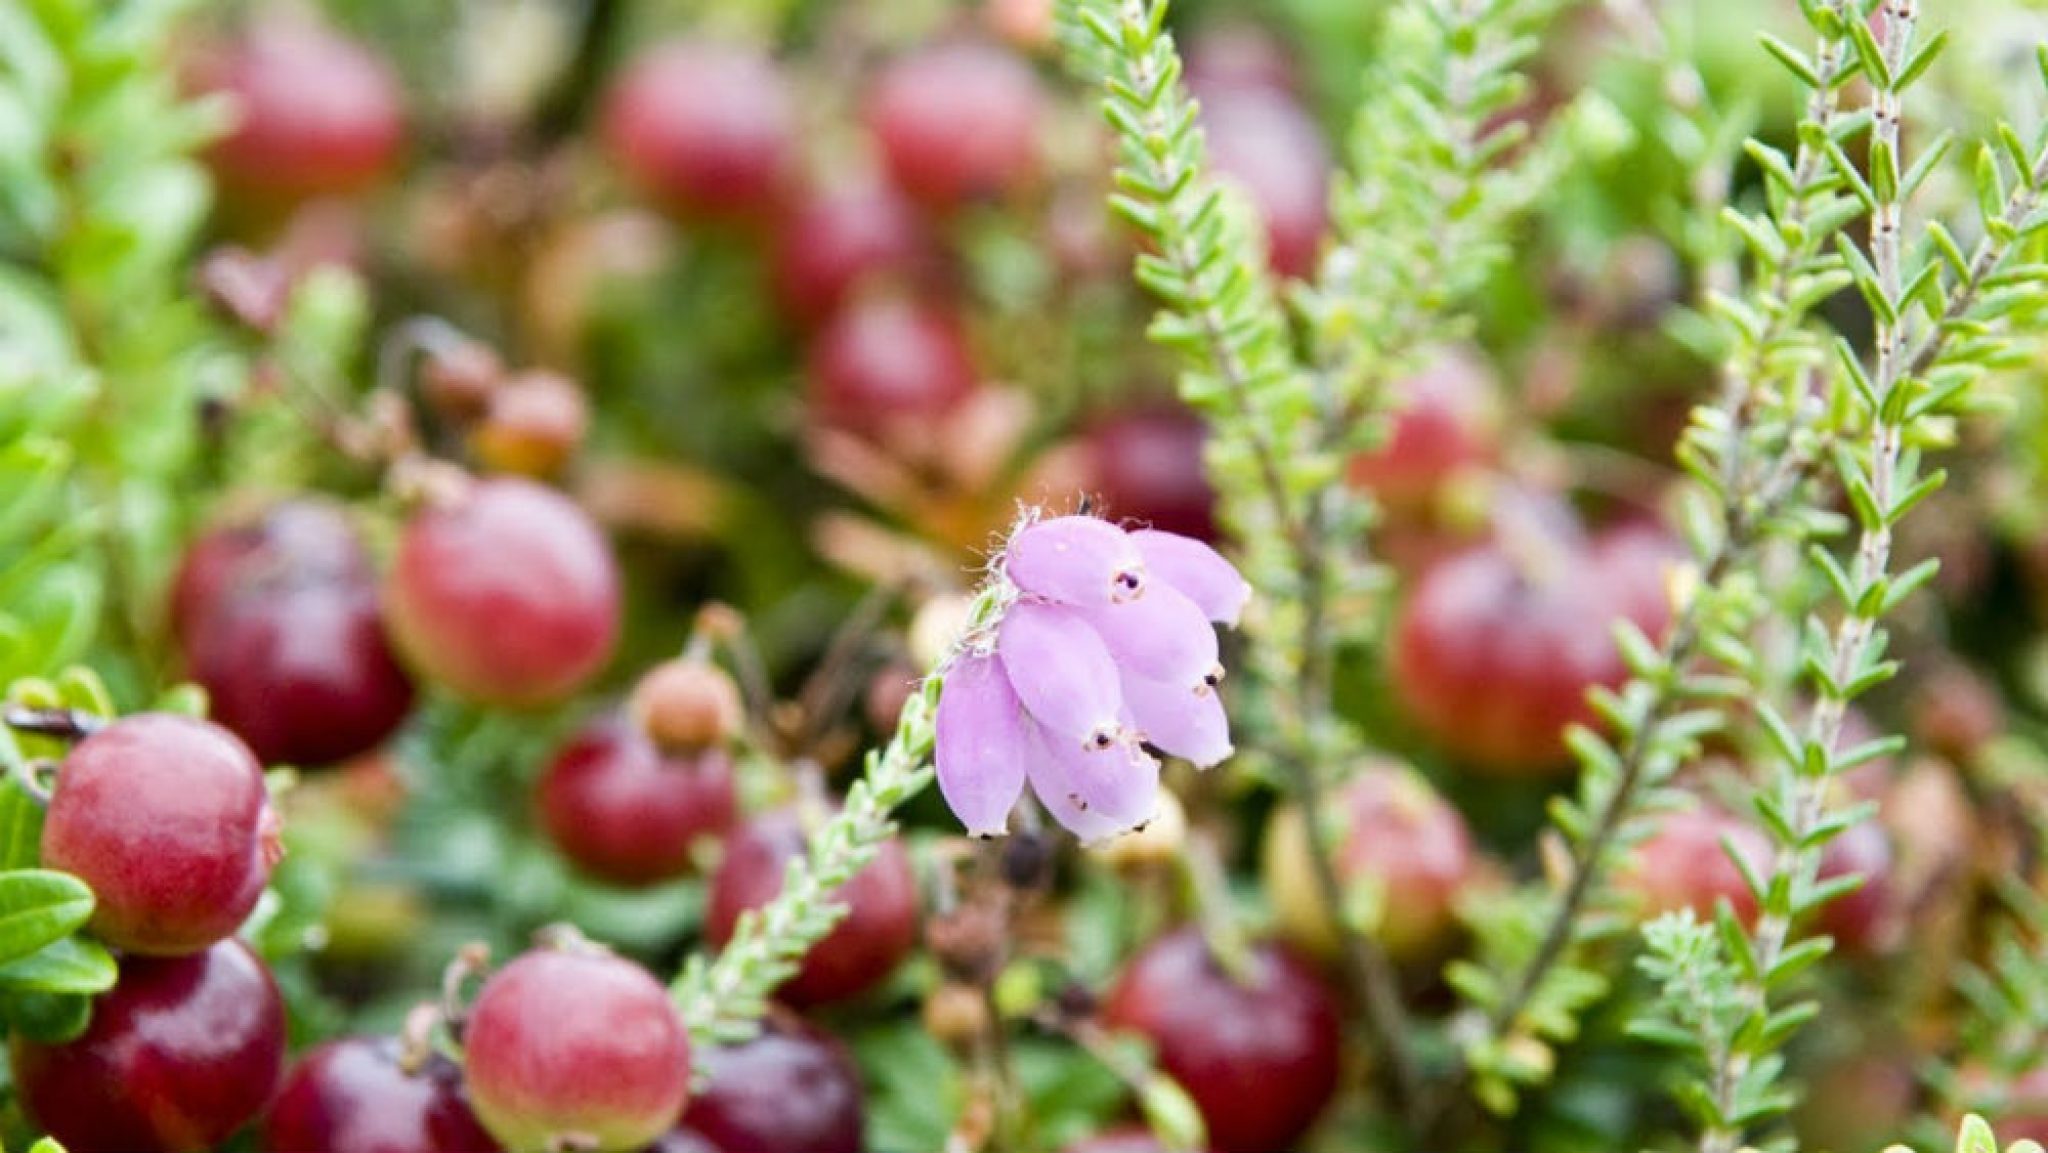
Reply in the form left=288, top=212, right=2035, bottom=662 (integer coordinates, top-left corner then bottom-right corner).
left=933, top=515, right=1250, bottom=841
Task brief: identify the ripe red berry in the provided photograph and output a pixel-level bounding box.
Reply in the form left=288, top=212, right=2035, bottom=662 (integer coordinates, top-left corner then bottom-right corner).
left=1200, top=87, right=1330, bottom=279
left=604, top=38, right=796, bottom=219
left=665, top=1014, right=864, bottom=1153
left=43, top=713, right=280, bottom=956
left=191, top=18, right=405, bottom=204
left=1183, top=22, right=1300, bottom=97
left=1080, top=405, right=1219, bottom=541
left=263, top=1036, right=500, bottom=1153
left=187, top=579, right=415, bottom=769
left=707, top=809, right=919, bottom=1008
left=13, top=941, right=285, bottom=1153
left=1815, top=819, right=1901, bottom=955
left=171, top=500, right=369, bottom=647
left=1619, top=807, right=1772, bottom=928
left=462, top=945, right=692, bottom=1153
left=385, top=478, right=621, bottom=707
left=1345, top=349, right=1503, bottom=512
left=867, top=42, right=1047, bottom=209
left=1390, top=528, right=1673, bottom=774
left=537, top=715, right=738, bottom=888
left=772, top=181, right=931, bottom=327
left=1102, top=928, right=1341, bottom=1153
left=1265, top=763, right=1477, bottom=962
left=806, top=296, right=978, bottom=436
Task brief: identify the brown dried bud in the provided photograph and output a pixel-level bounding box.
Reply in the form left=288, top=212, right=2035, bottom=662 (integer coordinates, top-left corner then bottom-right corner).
left=471, top=370, right=587, bottom=476
left=925, top=903, right=1007, bottom=985
left=196, top=247, right=291, bottom=333
left=421, top=340, right=505, bottom=422
left=922, top=982, right=990, bottom=1049
left=630, top=659, right=744, bottom=753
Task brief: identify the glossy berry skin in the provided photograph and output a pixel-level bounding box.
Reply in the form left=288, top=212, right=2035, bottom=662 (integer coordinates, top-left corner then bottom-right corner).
left=866, top=42, right=1047, bottom=209
left=1620, top=808, right=1772, bottom=928
left=1200, top=88, right=1330, bottom=279
left=669, top=1015, right=865, bottom=1153
left=1265, top=765, right=1477, bottom=962
left=462, top=947, right=692, bottom=1153
left=1103, top=928, right=1340, bottom=1153
left=604, top=39, right=796, bottom=219
left=707, top=809, right=919, bottom=1007
left=171, top=500, right=369, bottom=647
left=193, top=18, right=404, bottom=203
left=263, top=1036, right=500, bottom=1153
left=1391, top=532, right=1672, bottom=775
left=1081, top=405, right=1219, bottom=541
left=43, top=714, right=279, bottom=955
left=806, top=297, right=977, bottom=436
left=772, top=182, right=931, bottom=327
left=386, top=478, right=621, bottom=707
left=13, top=941, right=285, bottom=1153
left=537, top=716, right=738, bottom=888
left=1345, top=349, right=1502, bottom=512
left=188, top=578, right=415, bottom=768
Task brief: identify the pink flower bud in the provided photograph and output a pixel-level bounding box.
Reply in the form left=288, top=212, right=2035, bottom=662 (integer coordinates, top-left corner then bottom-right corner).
left=1122, top=670, right=1233, bottom=768
left=1077, top=581, right=1220, bottom=687
left=1005, top=516, right=1146, bottom=607
left=933, top=654, right=1030, bottom=836
left=997, top=602, right=1125, bottom=749
left=1025, top=721, right=1160, bottom=842
left=1130, top=529, right=1250, bottom=626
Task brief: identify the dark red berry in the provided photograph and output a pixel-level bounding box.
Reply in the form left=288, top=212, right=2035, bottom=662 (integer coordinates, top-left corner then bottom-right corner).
left=668, top=1014, right=864, bottom=1153
left=604, top=39, right=796, bottom=219
left=1102, top=928, right=1340, bottom=1153
left=462, top=945, right=692, bottom=1153
left=1081, top=405, right=1219, bottom=542
left=806, top=296, right=978, bottom=436
left=1200, top=88, right=1330, bottom=279
left=1345, top=349, right=1502, bottom=512
left=13, top=941, right=285, bottom=1153
left=188, top=578, right=415, bottom=768
left=867, top=42, right=1047, bottom=209
left=263, top=1036, right=500, bottom=1153
left=538, top=716, right=738, bottom=888
left=43, top=714, right=280, bottom=955
left=171, top=500, right=369, bottom=647
left=192, top=18, right=404, bottom=203
left=772, top=181, right=931, bottom=327
left=1390, top=528, right=1673, bottom=775
left=707, top=809, right=919, bottom=1008
left=1620, top=807, right=1772, bottom=928
left=386, top=478, right=621, bottom=707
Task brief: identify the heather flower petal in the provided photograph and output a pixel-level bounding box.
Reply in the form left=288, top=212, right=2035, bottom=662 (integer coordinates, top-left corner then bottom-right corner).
left=1005, top=516, right=1146, bottom=607
left=997, top=602, right=1125, bottom=748
left=1130, top=529, right=1251, bottom=627
left=933, top=654, right=1030, bottom=836
left=1025, top=720, right=1160, bottom=841
left=1122, top=670, right=1233, bottom=768
left=1077, top=581, right=1220, bottom=687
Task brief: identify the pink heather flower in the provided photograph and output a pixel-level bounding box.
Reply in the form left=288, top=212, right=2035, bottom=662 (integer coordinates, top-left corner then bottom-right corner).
left=933, top=514, right=1250, bottom=841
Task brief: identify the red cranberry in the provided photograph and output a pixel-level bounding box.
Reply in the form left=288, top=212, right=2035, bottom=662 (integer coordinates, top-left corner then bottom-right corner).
left=867, top=42, right=1047, bottom=209
left=1390, top=531, right=1671, bottom=774
left=604, top=39, right=796, bottom=219
left=386, top=478, right=620, bottom=707
left=43, top=714, right=279, bottom=955
left=772, top=181, right=931, bottom=327
left=1815, top=819, right=1901, bottom=955
left=806, top=296, right=978, bottom=436
left=263, top=1036, right=499, bottom=1153
left=171, top=500, right=369, bottom=646
left=1103, top=929, right=1340, bottom=1153
left=668, top=1014, right=864, bottom=1153
left=1200, top=88, right=1330, bottom=279
left=192, top=18, right=404, bottom=203
left=14, top=941, right=285, bottom=1153
left=1265, top=763, right=1477, bottom=962
left=707, top=809, right=919, bottom=1007
left=1954, top=1065, right=2048, bottom=1144
left=1081, top=405, right=1219, bottom=541
left=1619, top=807, right=1772, bottom=928
left=463, top=945, right=692, bottom=1153
left=538, top=716, right=738, bottom=888
left=649, top=1131, right=726, bottom=1153
left=1183, top=23, right=1299, bottom=96
left=188, top=578, right=415, bottom=768
left=1346, top=349, right=1502, bottom=512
